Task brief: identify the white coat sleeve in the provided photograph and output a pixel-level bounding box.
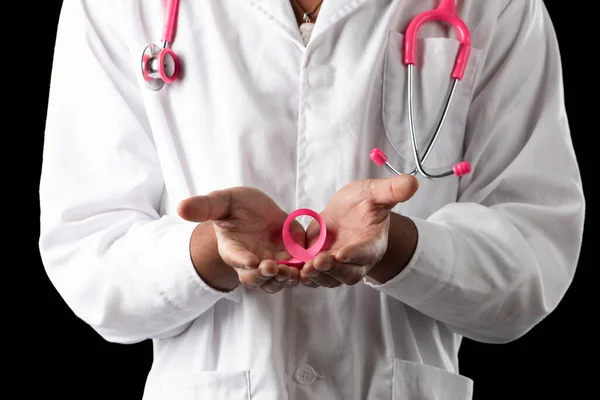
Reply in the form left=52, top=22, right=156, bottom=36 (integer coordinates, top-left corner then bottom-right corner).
left=39, top=0, right=240, bottom=344
left=365, top=0, right=585, bottom=343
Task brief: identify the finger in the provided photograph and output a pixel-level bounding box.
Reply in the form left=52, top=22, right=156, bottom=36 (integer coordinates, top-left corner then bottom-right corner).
left=260, top=279, right=285, bottom=294
left=177, top=189, right=233, bottom=222
left=272, top=265, right=301, bottom=288
left=301, top=253, right=331, bottom=280
left=301, top=278, right=319, bottom=288
left=258, top=260, right=281, bottom=279
left=309, top=272, right=342, bottom=288
left=284, top=267, right=300, bottom=287
left=299, top=257, right=340, bottom=288
left=236, top=262, right=278, bottom=289
left=312, top=253, right=362, bottom=286
left=259, top=262, right=295, bottom=293
left=369, top=174, right=419, bottom=206
left=321, top=262, right=365, bottom=286
left=299, top=261, right=319, bottom=287
left=236, top=269, right=271, bottom=289
left=272, top=263, right=292, bottom=283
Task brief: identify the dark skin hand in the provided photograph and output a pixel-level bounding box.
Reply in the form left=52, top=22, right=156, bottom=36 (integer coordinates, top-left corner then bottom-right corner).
left=178, top=187, right=306, bottom=294
left=301, top=174, right=420, bottom=288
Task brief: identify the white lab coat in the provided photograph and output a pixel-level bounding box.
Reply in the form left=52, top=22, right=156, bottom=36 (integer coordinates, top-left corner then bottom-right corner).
left=39, top=0, right=584, bottom=399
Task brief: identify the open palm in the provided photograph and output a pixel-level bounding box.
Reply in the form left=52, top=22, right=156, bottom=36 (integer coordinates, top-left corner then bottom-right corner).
left=308, top=180, right=398, bottom=266
left=179, top=186, right=305, bottom=269
left=301, top=175, right=419, bottom=287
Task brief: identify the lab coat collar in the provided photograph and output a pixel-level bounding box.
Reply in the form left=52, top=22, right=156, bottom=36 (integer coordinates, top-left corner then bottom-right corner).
left=245, top=0, right=370, bottom=45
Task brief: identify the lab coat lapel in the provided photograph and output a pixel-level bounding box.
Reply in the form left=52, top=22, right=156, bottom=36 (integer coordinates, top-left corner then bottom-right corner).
left=243, top=0, right=300, bottom=40
left=311, top=0, right=369, bottom=39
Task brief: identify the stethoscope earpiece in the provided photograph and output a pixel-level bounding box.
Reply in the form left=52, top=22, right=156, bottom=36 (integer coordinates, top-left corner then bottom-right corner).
left=141, top=43, right=180, bottom=91
left=370, top=148, right=472, bottom=178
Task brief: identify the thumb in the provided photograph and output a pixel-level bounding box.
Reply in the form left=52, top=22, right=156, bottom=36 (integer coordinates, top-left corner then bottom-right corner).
left=369, top=174, right=419, bottom=207
left=177, top=190, right=233, bottom=222
left=369, top=174, right=419, bottom=206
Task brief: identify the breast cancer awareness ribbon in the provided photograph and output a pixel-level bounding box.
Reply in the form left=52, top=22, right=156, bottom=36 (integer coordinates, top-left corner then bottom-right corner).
left=276, top=208, right=327, bottom=269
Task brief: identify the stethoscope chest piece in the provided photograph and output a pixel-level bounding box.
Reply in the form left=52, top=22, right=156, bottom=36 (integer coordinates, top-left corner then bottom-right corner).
left=141, top=43, right=179, bottom=91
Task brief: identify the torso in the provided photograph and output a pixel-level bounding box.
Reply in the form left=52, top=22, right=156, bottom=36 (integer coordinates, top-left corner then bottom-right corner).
left=106, top=1, right=506, bottom=398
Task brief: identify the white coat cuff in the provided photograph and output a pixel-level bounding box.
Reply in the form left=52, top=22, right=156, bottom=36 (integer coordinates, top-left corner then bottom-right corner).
left=364, top=217, right=454, bottom=305
left=153, top=223, right=242, bottom=314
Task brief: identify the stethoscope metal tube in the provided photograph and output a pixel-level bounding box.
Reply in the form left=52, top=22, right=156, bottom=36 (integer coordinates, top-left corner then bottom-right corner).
left=407, top=66, right=463, bottom=179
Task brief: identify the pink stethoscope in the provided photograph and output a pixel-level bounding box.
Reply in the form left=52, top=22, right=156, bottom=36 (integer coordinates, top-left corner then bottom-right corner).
left=148, top=0, right=473, bottom=266
left=141, top=0, right=181, bottom=90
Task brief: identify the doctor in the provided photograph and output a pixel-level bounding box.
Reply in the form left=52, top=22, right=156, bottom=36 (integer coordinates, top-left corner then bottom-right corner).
left=39, top=0, right=584, bottom=399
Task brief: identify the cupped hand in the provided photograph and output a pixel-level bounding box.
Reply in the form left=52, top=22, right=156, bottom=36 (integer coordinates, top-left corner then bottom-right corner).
left=300, top=174, right=419, bottom=288
left=178, top=187, right=305, bottom=293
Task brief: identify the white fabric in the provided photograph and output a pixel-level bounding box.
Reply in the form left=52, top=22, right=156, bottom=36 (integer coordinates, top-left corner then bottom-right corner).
left=39, top=1, right=584, bottom=399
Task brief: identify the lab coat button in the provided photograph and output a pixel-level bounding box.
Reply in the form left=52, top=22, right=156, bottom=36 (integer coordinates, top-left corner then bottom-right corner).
left=294, top=364, right=317, bottom=385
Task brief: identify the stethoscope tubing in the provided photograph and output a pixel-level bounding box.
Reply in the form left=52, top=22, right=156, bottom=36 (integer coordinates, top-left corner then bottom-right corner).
left=407, top=67, right=460, bottom=179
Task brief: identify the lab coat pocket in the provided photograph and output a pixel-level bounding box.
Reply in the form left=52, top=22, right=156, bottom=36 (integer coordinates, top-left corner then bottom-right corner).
left=392, top=359, right=473, bottom=400
left=147, top=370, right=252, bottom=400
left=382, top=31, right=481, bottom=171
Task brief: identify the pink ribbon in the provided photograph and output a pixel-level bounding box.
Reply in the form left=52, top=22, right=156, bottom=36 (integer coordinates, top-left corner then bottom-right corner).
left=276, top=208, right=327, bottom=269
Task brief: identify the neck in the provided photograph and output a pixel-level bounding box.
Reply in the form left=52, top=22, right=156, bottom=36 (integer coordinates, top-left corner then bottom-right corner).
left=291, top=0, right=324, bottom=25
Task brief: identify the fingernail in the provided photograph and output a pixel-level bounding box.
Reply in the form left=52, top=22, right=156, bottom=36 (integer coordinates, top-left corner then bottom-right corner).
left=261, top=270, right=277, bottom=277
left=286, top=279, right=297, bottom=285
left=275, top=275, right=287, bottom=282
left=308, top=271, right=320, bottom=278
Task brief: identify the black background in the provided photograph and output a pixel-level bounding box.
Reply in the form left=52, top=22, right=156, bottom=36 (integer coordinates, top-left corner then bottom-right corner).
left=22, top=1, right=592, bottom=399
